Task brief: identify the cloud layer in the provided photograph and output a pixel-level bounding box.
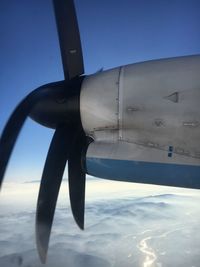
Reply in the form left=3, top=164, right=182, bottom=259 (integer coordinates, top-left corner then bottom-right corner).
left=0, top=180, right=200, bottom=267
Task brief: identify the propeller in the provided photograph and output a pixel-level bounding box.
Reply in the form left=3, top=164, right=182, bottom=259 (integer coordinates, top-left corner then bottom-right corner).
left=0, top=0, right=91, bottom=263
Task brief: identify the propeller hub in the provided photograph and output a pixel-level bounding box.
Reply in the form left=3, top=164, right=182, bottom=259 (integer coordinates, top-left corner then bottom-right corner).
left=30, top=77, right=84, bottom=129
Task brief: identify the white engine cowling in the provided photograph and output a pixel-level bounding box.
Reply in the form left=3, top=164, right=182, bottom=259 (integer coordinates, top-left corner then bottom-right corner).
left=80, top=55, right=200, bottom=187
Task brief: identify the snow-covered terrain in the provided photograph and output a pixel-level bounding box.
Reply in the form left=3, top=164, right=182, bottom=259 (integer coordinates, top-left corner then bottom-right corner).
left=0, top=178, right=200, bottom=267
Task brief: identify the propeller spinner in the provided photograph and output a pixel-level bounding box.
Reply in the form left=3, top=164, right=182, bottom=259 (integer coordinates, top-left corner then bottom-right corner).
left=0, top=0, right=89, bottom=263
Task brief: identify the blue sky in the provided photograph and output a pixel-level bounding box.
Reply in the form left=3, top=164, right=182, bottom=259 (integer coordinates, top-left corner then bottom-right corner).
left=0, top=0, right=200, bottom=182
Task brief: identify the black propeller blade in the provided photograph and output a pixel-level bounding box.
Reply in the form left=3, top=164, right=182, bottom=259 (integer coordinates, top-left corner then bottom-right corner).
left=36, top=125, right=90, bottom=263
left=68, top=128, right=88, bottom=230
left=53, top=0, right=84, bottom=80
left=36, top=125, right=73, bottom=263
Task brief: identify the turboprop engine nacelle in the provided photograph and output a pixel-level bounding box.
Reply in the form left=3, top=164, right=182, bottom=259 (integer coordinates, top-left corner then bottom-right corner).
left=80, top=55, right=200, bottom=188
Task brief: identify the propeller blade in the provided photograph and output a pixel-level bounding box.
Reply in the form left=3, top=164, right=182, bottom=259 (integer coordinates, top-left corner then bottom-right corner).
left=36, top=125, right=72, bottom=263
left=0, top=83, right=66, bottom=188
left=68, top=129, right=87, bottom=230
left=53, top=0, right=84, bottom=80
left=0, top=102, right=29, bottom=188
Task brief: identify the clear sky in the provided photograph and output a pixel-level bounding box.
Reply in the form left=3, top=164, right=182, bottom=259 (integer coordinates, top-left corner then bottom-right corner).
left=0, top=0, right=200, bottom=182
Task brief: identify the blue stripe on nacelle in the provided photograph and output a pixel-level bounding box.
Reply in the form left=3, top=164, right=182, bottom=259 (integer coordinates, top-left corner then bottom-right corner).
left=86, top=158, right=200, bottom=189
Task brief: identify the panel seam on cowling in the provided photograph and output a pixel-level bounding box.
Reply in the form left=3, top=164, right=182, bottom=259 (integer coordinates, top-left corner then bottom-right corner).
left=118, top=66, right=124, bottom=140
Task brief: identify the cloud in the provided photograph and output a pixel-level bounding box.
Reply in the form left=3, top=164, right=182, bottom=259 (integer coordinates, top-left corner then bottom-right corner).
left=0, top=247, right=111, bottom=267
left=24, top=180, right=40, bottom=184
left=0, top=254, right=23, bottom=267
left=1, top=182, right=200, bottom=267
